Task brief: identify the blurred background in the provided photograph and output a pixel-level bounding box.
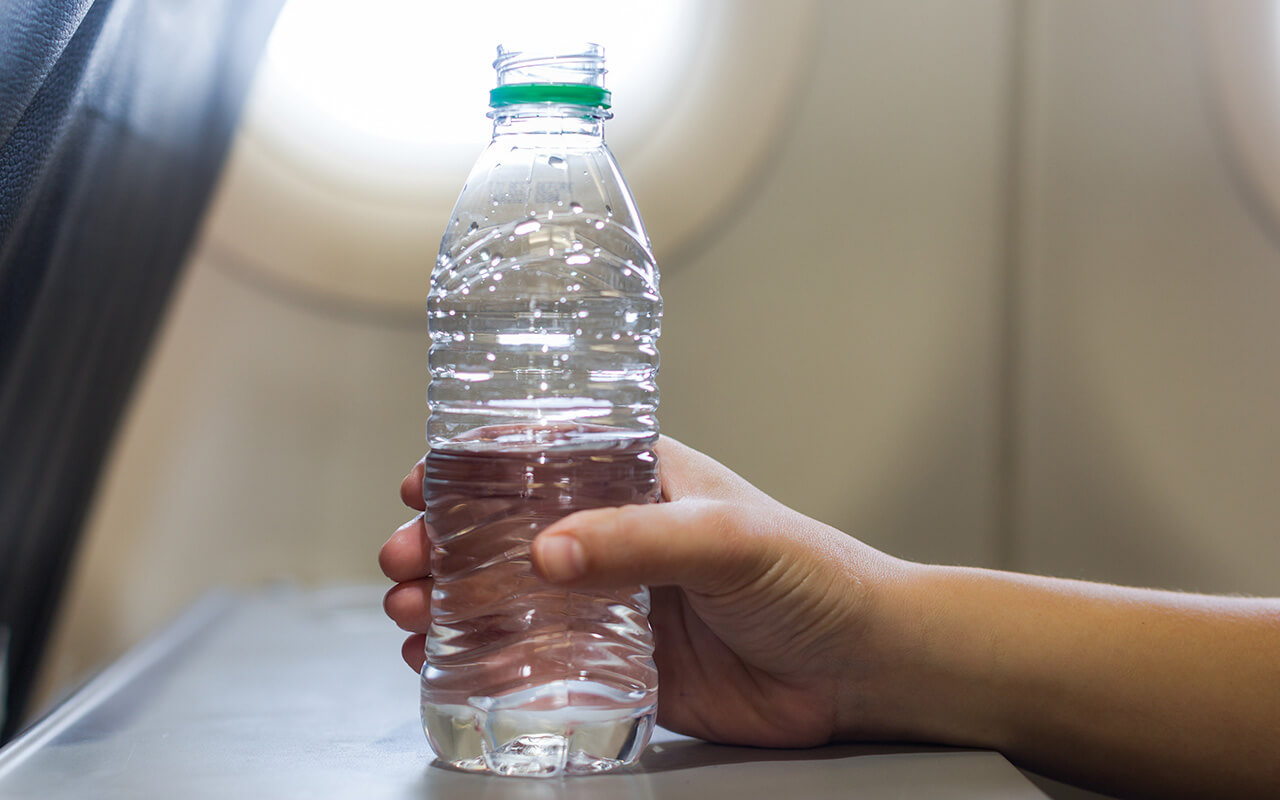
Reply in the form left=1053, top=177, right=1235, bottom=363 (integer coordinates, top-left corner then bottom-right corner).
left=14, top=0, right=1280, bottom=744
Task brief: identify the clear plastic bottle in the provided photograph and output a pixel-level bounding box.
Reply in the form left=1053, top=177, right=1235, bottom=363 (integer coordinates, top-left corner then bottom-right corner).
left=421, top=44, right=661, bottom=777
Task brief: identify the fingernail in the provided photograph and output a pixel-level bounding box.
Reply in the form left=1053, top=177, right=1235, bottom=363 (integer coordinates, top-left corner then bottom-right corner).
left=537, top=534, right=586, bottom=582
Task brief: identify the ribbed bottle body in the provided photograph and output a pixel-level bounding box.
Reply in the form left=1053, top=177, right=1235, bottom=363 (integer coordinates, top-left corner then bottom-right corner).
left=428, top=136, right=660, bottom=449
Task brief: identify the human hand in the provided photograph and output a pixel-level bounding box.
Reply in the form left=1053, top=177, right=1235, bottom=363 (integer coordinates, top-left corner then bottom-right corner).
left=381, top=437, right=912, bottom=748
left=383, top=438, right=1280, bottom=797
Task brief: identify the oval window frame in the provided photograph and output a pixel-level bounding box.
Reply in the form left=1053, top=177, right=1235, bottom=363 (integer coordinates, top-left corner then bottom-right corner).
left=1205, top=2, right=1280, bottom=248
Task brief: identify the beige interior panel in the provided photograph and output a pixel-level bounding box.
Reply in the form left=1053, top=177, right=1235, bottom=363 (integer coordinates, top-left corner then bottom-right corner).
left=1016, top=0, right=1280, bottom=593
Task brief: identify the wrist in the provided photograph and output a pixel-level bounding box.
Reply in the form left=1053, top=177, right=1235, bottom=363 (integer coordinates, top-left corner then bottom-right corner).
left=834, top=560, right=1009, bottom=750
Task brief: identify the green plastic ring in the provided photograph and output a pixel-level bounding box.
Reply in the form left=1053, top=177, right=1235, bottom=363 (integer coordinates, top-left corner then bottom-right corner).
left=489, top=83, right=612, bottom=109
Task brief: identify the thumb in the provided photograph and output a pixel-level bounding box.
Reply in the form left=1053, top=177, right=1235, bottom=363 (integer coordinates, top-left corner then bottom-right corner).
left=531, top=499, right=768, bottom=595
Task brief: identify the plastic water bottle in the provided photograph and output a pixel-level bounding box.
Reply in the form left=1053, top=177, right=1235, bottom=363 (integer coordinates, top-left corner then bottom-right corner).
left=420, top=43, right=661, bottom=777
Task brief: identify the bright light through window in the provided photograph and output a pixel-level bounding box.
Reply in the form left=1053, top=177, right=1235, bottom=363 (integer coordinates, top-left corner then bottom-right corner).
left=263, top=0, right=694, bottom=152
left=208, top=0, right=816, bottom=313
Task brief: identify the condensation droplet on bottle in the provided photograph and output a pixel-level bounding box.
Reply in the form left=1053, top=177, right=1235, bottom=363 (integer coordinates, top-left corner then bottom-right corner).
left=570, top=202, right=583, bottom=214
left=488, top=285, right=496, bottom=292
left=492, top=271, right=503, bottom=280
left=486, top=353, right=496, bottom=361
left=605, top=204, right=613, bottom=216
left=540, top=381, right=549, bottom=391
left=611, top=332, right=621, bottom=340
left=532, top=309, right=542, bottom=318
left=513, top=218, right=541, bottom=236
left=547, top=155, right=566, bottom=168
left=467, top=221, right=479, bottom=233
left=490, top=256, right=501, bottom=267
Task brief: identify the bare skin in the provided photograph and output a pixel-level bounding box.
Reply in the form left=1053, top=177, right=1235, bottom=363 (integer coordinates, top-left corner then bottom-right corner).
left=381, top=437, right=1280, bottom=799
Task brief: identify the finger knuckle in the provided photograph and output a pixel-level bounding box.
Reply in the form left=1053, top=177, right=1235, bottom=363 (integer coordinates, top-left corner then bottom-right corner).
left=377, top=546, right=398, bottom=579
left=695, top=499, right=766, bottom=581
left=612, top=503, right=648, bottom=538
left=382, top=586, right=404, bottom=619
left=694, top=499, right=738, bottom=537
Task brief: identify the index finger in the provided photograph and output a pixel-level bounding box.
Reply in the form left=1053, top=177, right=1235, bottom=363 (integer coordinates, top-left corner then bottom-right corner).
left=655, top=436, right=754, bottom=502
left=401, top=458, right=426, bottom=511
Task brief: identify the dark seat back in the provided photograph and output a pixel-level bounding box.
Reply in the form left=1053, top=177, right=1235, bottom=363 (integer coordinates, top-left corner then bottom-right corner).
left=0, top=0, right=283, bottom=742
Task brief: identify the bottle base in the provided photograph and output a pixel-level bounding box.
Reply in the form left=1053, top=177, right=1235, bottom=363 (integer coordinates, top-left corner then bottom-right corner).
left=422, top=682, right=657, bottom=778
left=439, top=731, right=641, bottom=777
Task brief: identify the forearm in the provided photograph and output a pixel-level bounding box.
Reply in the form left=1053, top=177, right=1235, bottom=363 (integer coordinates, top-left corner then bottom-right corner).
left=858, top=563, right=1280, bottom=798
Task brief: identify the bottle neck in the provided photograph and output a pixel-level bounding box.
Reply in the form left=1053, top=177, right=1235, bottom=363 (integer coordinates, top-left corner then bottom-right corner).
left=490, top=104, right=606, bottom=141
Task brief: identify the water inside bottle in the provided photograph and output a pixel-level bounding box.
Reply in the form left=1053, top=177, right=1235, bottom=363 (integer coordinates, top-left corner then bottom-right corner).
left=420, top=424, right=659, bottom=776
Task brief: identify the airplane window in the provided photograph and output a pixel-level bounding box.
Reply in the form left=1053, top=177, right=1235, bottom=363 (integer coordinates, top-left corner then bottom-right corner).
left=200, top=0, right=817, bottom=317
